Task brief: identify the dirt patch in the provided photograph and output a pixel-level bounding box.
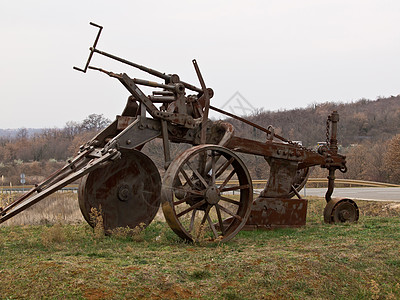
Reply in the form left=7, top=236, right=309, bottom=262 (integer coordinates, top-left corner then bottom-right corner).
left=82, top=287, right=114, bottom=300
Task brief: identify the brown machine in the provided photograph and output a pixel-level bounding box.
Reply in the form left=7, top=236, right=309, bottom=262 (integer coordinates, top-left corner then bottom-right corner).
left=0, top=23, right=359, bottom=242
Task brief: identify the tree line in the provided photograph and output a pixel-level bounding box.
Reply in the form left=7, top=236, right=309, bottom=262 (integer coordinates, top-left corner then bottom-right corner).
left=227, top=95, right=400, bottom=183
left=0, top=96, right=399, bottom=186
left=0, top=114, right=110, bottom=186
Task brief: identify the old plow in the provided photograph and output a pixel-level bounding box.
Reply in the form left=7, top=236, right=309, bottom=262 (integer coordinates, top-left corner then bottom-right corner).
left=0, top=23, right=359, bottom=242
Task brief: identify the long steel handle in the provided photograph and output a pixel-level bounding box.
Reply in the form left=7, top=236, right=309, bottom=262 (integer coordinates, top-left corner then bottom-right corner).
left=0, top=149, right=119, bottom=224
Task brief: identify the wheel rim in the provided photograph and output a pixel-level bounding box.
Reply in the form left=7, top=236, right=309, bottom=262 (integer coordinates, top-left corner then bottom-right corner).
left=78, top=150, right=161, bottom=232
left=162, top=145, right=253, bottom=242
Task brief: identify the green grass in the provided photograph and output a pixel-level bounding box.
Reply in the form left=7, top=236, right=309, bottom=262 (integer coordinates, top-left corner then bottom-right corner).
left=0, top=198, right=399, bottom=299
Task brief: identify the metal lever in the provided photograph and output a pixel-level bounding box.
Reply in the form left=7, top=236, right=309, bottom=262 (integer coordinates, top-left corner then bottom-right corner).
left=192, top=59, right=210, bottom=144
left=73, top=22, right=103, bottom=73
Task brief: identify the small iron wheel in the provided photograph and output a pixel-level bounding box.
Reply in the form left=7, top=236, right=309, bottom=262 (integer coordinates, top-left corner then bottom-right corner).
left=78, top=150, right=161, bottom=232
left=162, top=145, right=253, bottom=242
left=324, top=198, right=359, bottom=223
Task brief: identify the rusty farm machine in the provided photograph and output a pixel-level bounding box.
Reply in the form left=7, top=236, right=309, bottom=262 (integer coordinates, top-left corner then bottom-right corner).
left=0, top=23, right=359, bottom=242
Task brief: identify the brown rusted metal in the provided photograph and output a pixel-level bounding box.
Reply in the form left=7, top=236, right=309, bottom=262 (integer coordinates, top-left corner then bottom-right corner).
left=244, top=198, right=308, bottom=230
left=0, top=23, right=358, bottom=242
left=323, top=198, right=359, bottom=223
left=78, top=150, right=161, bottom=232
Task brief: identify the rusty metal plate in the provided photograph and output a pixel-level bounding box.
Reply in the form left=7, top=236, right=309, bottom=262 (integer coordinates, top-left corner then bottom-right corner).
left=243, top=197, right=308, bottom=230
left=78, top=150, right=161, bottom=232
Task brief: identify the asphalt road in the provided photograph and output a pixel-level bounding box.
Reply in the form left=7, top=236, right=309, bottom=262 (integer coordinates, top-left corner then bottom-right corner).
left=301, top=187, right=400, bottom=202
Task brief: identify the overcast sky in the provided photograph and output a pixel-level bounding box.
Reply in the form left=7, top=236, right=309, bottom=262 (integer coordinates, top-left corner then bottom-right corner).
left=1, top=1, right=399, bottom=129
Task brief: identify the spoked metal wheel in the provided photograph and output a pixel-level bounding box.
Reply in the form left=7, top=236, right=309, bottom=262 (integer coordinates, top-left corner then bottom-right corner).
left=162, top=145, right=253, bottom=242
left=324, top=198, right=359, bottom=223
left=78, top=150, right=161, bottom=232
left=288, top=167, right=311, bottom=198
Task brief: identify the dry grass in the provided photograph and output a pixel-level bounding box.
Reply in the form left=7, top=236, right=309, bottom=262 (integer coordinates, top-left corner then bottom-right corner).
left=1, top=192, right=400, bottom=298
left=89, top=206, right=105, bottom=239
left=40, top=221, right=66, bottom=247
left=0, top=193, right=400, bottom=299
left=0, top=191, right=83, bottom=226
left=358, top=201, right=400, bottom=217
left=2, top=190, right=399, bottom=227
left=0, top=210, right=399, bottom=299
left=109, top=223, right=146, bottom=242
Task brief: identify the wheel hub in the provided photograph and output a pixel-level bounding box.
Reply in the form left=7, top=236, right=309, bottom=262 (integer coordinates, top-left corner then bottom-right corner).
left=117, top=184, right=131, bottom=201
left=340, top=209, right=350, bottom=221
left=205, top=186, right=220, bottom=205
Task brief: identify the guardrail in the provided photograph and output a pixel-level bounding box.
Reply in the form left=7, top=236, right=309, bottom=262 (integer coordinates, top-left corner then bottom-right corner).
left=306, top=178, right=400, bottom=188
left=0, top=185, right=79, bottom=193
left=221, top=178, right=400, bottom=188
left=0, top=178, right=399, bottom=193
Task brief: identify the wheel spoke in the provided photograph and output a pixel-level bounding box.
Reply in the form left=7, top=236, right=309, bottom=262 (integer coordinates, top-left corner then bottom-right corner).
left=176, top=199, right=207, bottom=218
left=215, top=204, right=226, bottom=236
left=200, top=205, right=210, bottom=226
left=173, top=187, right=203, bottom=196
left=217, top=203, right=243, bottom=221
left=219, top=169, right=236, bottom=190
left=215, top=157, right=235, bottom=179
left=186, top=161, right=209, bottom=189
left=220, top=196, right=240, bottom=206
left=220, top=196, right=241, bottom=206
left=207, top=213, right=219, bottom=239
left=220, top=184, right=250, bottom=193
left=173, top=196, right=191, bottom=206
left=189, top=209, right=197, bottom=232
left=179, top=167, right=196, bottom=189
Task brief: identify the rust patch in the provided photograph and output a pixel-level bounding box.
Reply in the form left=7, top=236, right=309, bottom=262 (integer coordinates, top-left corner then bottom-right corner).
left=244, top=198, right=308, bottom=229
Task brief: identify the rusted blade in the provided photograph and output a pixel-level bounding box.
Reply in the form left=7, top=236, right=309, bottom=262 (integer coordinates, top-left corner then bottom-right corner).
left=78, top=150, right=161, bottom=232
left=242, top=198, right=308, bottom=230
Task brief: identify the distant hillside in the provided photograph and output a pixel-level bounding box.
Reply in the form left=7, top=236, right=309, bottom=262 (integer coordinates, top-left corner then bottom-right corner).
left=0, top=128, right=44, bottom=139
left=0, top=97, right=399, bottom=184
left=2, top=96, right=399, bottom=146
left=227, top=95, right=400, bottom=147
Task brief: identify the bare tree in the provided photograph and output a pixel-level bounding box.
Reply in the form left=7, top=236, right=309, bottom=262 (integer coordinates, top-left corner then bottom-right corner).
left=80, top=114, right=111, bottom=132
left=384, top=134, right=400, bottom=183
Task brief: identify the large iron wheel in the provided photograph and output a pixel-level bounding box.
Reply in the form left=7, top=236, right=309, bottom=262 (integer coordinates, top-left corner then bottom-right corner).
left=162, top=145, right=253, bottom=242
left=78, top=150, right=161, bottom=232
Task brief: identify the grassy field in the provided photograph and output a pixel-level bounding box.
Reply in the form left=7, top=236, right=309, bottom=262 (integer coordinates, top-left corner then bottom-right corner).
left=0, top=195, right=399, bottom=299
